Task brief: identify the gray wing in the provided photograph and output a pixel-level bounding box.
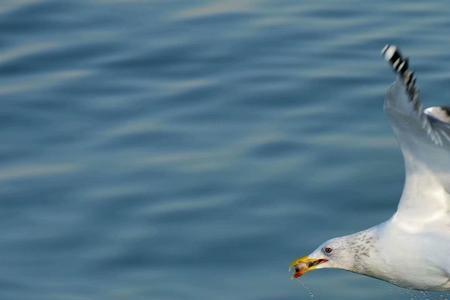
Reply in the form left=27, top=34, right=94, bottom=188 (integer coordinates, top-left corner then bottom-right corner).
left=382, top=45, right=450, bottom=224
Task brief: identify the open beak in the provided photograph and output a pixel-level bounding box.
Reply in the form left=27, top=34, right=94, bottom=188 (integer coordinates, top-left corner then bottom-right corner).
left=289, top=256, right=328, bottom=279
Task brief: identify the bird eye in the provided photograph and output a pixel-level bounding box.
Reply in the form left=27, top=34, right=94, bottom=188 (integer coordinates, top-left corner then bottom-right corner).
left=324, top=247, right=333, bottom=254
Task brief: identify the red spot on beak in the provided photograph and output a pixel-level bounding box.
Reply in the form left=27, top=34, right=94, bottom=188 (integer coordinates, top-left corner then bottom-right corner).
left=293, top=270, right=304, bottom=278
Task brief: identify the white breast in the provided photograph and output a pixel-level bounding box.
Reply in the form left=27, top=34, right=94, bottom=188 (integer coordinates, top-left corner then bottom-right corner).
left=374, top=219, right=450, bottom=291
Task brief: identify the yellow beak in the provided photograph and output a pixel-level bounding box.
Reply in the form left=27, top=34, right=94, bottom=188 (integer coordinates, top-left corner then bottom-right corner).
left=290, top=256, right=328, bottom=278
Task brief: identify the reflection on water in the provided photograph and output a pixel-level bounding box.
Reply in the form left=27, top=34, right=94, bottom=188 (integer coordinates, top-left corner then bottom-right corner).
left=0, top=0, right=449, bottom=299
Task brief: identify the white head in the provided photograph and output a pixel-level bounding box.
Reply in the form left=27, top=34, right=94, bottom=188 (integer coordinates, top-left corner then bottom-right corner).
left=290, top=230, right=377, bottom=278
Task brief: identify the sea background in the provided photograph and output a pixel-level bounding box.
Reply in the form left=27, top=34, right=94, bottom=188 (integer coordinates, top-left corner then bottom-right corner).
left=1, top=1, right=449, bottom=299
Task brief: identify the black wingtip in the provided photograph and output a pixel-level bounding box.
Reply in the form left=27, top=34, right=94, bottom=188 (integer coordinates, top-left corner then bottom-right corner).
left=382, top=45, right=419, bottom=99
left=382, top=45, right=411, bottom=77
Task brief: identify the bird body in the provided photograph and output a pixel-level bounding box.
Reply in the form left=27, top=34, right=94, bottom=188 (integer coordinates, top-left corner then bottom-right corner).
left=363, top=219, right=449, bottom=291
left=291, top=45, right=450, bottom=292
left=383, top=220, right=450, bottom=291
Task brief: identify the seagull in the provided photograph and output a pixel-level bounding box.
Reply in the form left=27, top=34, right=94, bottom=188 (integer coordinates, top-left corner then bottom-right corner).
left=290, top=45, right=450, bottom=291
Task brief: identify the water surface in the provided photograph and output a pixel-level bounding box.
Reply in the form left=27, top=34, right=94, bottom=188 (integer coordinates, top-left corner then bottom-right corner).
left=1, top=1, right=450, bottom=299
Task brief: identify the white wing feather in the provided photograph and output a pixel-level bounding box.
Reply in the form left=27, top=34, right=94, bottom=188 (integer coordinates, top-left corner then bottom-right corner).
left=382, top=45, right=450, bottom=225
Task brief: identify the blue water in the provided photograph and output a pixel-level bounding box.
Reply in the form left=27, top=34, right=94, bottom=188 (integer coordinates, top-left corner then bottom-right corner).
left=1, top=1, right=450, bottom=299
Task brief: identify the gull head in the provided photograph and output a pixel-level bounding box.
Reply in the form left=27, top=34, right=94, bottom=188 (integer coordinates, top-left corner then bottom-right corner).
left=290, top=236, right=356, bottom=279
